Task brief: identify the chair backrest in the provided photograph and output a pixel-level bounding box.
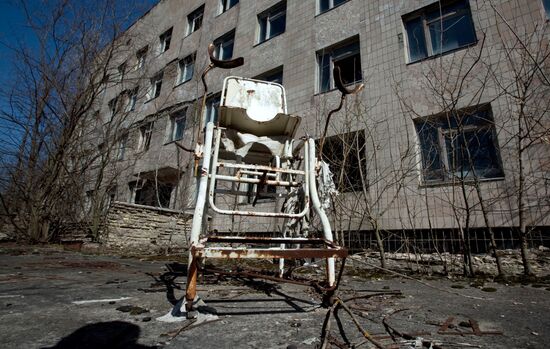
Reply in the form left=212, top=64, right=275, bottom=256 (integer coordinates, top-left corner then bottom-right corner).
left=219, top=77, right=300, bottom=138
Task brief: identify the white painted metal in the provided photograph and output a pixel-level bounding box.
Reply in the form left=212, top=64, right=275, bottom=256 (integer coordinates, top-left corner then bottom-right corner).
left=307, top=138, right=336, bottom=286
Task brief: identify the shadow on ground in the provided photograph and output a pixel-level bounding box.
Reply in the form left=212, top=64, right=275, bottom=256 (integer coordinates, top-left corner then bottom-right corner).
left=42, top=321, right=157, bottom=349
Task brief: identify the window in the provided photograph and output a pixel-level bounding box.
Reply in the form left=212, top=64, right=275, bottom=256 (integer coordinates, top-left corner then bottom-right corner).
left=205, top=95, right=221, bottom=124
left=177, top=53, right=196, bottom=85
left=138, top=122, right=154, bottom=151
left=220, top=0, right=238, bottom=13
left=257, top=2, right=286, bottom=43
left=136, top=46, right=148, bottom=70
left=213, top=30, right=235, bottom=60
left=414, top=105, right=504, bottom=184
left=318, top=0, right=349, bottom=14
left=117, top=133, right=128, bottom=160
left=169, top=109, right=187, bottom=141
left=543, top=0, right=550, bottom=18
left=130, top=180, right=172, bottom=208
left=159, top=27, right=173, bottom=53
left=148, top=72, right=163, bottom=100
left=125, top=88, right=138, bottom=112
left=317, top=37, right=362, bottom=93
left=117, top=62, right=126, bottom=82
left=255, top=66, right=283, bottom=85
left=187, top=5, right=204, bottom=35
left=319, top=131, right=366, bottom=193
left=108, top=96, right=119, bottom=119
left=403, top=0, right=477, bottom=63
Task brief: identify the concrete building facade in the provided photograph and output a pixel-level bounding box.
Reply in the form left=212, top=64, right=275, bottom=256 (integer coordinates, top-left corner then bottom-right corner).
left=87, top=0, right=550, bottom=252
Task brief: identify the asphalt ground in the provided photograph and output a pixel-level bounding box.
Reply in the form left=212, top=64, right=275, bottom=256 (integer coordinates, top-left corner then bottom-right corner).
left=0, top=244, right=549, bottom=348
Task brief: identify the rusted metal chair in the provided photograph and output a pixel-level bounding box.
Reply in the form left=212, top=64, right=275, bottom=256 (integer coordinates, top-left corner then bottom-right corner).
left=184, top=44, right=348, bottom=318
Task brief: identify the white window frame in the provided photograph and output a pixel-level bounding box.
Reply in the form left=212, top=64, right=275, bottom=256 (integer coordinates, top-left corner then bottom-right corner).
left=170, top=109, right=187, bottom=142
left=220, top=0, right=239, bottom=14
left=138, top=122, right=154, bottom=152
left=187, top=6, right=204, bottom=35
left=403, top=0, right=477, bottom=63
left=317, top=0, right=349, bottom=14
left=125, top=88, right=138, bottom=112
left=135, top=47, right=147, bottom=70
left=205, top=95, right=221, bottom=124
left=257, top=2, right=286, bottom=43
left=317, top=37, right=362, bottom=93
left=177, top=53, right=196, bottom=85
left=148, top=72, right=163, bottom=100
left=117, top=134, right=128, bottom=160
left=159, top=28, right=173, bottom=53
left=117, top=62, right=126, bottom=82
left=213, top=31, right=235, bottom=60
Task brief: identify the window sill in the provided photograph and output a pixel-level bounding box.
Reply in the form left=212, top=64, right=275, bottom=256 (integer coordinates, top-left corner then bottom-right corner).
left=406, top=40, right=479, bottom=66
left=314, top=80, right=363, bottom=96
left=253, top=32, right=284, bottom=48
left=418, top=176, right=505, bottom=189
left=216, top=3, right=239, bottom=17
left=164, top=138, right=184, bottom=146
left=173, top=79, right=192, bottom=89
left=144, top=96, right=159, bottom=104
left=315, top=1, right=350, bottom=18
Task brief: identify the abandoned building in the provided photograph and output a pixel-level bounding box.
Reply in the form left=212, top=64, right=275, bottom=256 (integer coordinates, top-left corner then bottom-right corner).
left=82, top=0, right=550, bottom=254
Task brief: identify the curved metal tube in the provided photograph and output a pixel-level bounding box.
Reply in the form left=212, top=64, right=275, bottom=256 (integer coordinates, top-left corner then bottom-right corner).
left=318, top=66, right=365, bottom=157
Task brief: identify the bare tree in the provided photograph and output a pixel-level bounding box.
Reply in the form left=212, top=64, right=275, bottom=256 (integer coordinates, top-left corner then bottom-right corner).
left=0, top=0, right=153, bottom=242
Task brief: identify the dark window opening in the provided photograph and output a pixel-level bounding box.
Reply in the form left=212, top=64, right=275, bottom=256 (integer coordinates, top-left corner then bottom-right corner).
left=403, top=0, right=477, bottom=62
left=414, top=104, right=504, bottom=184
left=319, top=130, right=367, bottom=193
left=317, top=37, right=362, bottom=93
left=258, top=2, right=286, bottom=43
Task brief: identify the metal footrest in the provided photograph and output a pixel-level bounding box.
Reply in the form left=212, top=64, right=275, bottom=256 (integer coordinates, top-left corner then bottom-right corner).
left=191, top=236, right=347, bottom=260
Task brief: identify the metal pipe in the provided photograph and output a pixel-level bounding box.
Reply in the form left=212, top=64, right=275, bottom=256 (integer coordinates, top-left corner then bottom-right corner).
left=307, top=138, right=335, bottom=286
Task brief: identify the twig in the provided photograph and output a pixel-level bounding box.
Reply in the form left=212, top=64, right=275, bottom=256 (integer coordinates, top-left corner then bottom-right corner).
left=351, top=254, right=490, bottom=301
left=335, top=297, right=386, bottom=349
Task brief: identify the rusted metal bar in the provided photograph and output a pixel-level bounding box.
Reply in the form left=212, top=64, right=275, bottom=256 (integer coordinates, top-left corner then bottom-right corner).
left=212, top=174, right=301, bottom=187
left=193, top=246, right=347, bottom=259
left=203, top=236, right=338, bottom=246
left=217, top=162, right=305, bottom=175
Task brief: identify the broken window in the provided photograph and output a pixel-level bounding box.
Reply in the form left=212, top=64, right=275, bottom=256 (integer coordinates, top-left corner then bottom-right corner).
left=130, top=180, right=173, bottom=208
left=138, top=122, right=154, bottom=152
left=213, top=30, right=236, bottom=60
left=187, top=5, right=204, bottom=35
left=255, top=66, right=283, bottom=85
left=220, top=0, right=239, bottom=13
left=318, top=0, right=349, bottom=14
left=257, top=1, right=286, bottom=43
left=148, top=72, right=163, bottom=100
left=403, top=0, right=477, bottom=63
left=125, top=87, right=138, bottom=112
left=159, top=27, right=173, bottom=53
left=177, top=53, right=195, bottom=85
left=117, top=133, right=128, bottom=161
left=544, top=0, right=550, bottom=18
left=414, top=104, right=504, bottom=184
left=170, top=108, right=186, bottom=142
left=136, top=46, right=148, bottom=70
left=317, top=36, right=362, bottom=93
left=320, top=130, right=367, bottom=193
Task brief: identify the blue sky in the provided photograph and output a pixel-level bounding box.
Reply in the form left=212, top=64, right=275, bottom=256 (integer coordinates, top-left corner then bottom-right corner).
left=0, top=0, right=159, bottom=91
